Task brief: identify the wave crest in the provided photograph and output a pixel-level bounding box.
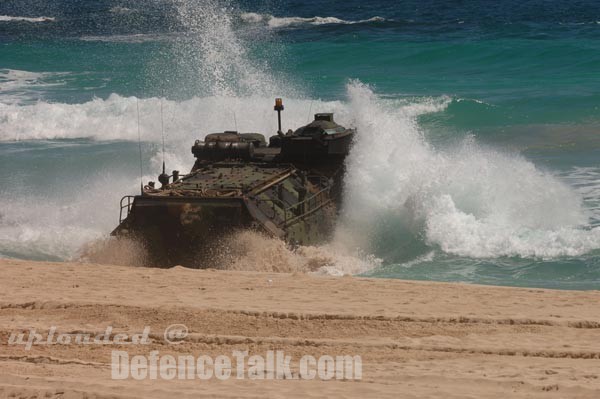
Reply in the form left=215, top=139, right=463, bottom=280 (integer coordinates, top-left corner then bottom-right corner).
left=342, top=81, right=600, bottom=260
left=0, top=15, right=55, bottom=23
left=240, top=13, right=387, bottom=28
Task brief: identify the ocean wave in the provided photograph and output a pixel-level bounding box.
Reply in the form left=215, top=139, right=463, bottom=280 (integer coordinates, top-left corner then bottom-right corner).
left=0, top=15, right=55, bottom=23
left=0, top=94, right=320, bottom=141
left=109, top=6, right=136, bottom=14
left=557, top=167, right=600, bottom=227
left=342, top=81, right=600, bottom=260
left=0, top=69, right=69, bottom=105
left=0, top=69, right=48, bottom=88
left=0, top=91, right=444, bottom=142
left=425, top=194, right=600, bottom=259
left=240, top=12, right=387, bottom=28
left=79, top=33, right=170, bottom=43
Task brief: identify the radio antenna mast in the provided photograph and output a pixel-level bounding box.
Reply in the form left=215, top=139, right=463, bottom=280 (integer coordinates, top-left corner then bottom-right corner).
left=160, top=98, right=166, bottom=176
left=233, top=111, right=238, bottom=132
left=136, top=98, right=143, bottom=194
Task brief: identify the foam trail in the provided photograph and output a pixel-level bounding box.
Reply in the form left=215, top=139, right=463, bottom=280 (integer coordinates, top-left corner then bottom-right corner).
left=342, top=81, right=600, bottom=259
left=0, top=15, right=55, bottom=23
left=79, top=34, right=168, bottom=43
left=240, top=13, right=386, bottom=28
left=0, top=69, right=68, bottom=105
left=109, top=7, right=136, bottom=14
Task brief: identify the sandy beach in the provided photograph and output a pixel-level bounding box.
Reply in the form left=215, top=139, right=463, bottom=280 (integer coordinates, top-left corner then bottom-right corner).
left=0, top=258, right=598, bottom=398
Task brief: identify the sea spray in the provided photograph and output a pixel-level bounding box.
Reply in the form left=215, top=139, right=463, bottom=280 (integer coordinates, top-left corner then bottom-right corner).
left=167, top=0, right=291, bottom=98
left=341, top=81, right=600, bottom=259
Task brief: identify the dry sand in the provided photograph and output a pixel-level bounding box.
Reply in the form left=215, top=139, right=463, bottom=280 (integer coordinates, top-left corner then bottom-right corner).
left=0, top=258, right=599, bottom=398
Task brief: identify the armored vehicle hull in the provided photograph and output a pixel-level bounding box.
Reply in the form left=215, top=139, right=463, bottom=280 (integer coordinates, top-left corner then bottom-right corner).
left=112, top=102, right=354, bottom=268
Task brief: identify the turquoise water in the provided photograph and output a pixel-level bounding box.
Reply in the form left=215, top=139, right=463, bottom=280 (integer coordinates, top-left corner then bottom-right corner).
left=1, top=0, right=600, bottom=289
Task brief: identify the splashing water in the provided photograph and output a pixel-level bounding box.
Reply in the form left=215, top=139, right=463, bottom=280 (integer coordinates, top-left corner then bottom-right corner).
left=207, top=230, right=380, bottom=275
left=168, top=0, right=291, bottom=97
left=342, top=82, right=600, bottom=259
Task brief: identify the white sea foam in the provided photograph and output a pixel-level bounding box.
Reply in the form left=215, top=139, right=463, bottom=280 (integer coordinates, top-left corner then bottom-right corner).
left=239, top=12, right=264, bottom=23
left=0, top=172, right=137, bottom=261
left=0, top=69, right=48, bottom=90
left=240, top=12, right=386, bottom=28
left=109, top=6, right=136, bottom=14
left=0, top=69, right=69, bottom=105
left=342, top=81, right=600, bottom=259
left=0, top=89, right=411, bottom=270
left=557, top=167, right=600, bottom=227
left=0, top=15, right=55, bottom=23
left=0, top=95, right=345, bottom=142
left=79, top=33, right=169, bottom=43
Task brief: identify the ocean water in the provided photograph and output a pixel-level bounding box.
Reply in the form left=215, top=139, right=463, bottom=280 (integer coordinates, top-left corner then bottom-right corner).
left=1, top=0, right=600, bottom=289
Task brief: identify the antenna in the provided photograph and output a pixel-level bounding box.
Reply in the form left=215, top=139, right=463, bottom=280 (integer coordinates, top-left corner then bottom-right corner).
left=160, top=98, right=166, bottom=176
left=233, top=111, right=238, bottom=132
left=136, top=98, right=143, bottom=194
left=307, top=100, right=313, bottom=123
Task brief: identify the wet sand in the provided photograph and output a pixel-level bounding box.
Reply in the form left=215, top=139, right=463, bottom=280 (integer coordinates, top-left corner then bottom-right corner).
left=1, top=258, right=599, bottom=398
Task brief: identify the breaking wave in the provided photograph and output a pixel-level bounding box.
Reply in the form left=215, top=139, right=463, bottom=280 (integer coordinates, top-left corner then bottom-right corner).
left=240, top=12, right=387, bottom=28
left=0, top=69, right=69, bottom=105
left=0, top=15, right=55, bottom=23
left=109, top=7, right=136, bottom=15
left=342, top=82, right=600, bottom=259
left=79, top=33, right=169, bottom=43
left=0, top=95, right=347, bottom=142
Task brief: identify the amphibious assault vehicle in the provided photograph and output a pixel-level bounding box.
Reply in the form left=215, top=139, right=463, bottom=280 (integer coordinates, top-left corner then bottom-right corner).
left=112, top=99, right=355, bottom=267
